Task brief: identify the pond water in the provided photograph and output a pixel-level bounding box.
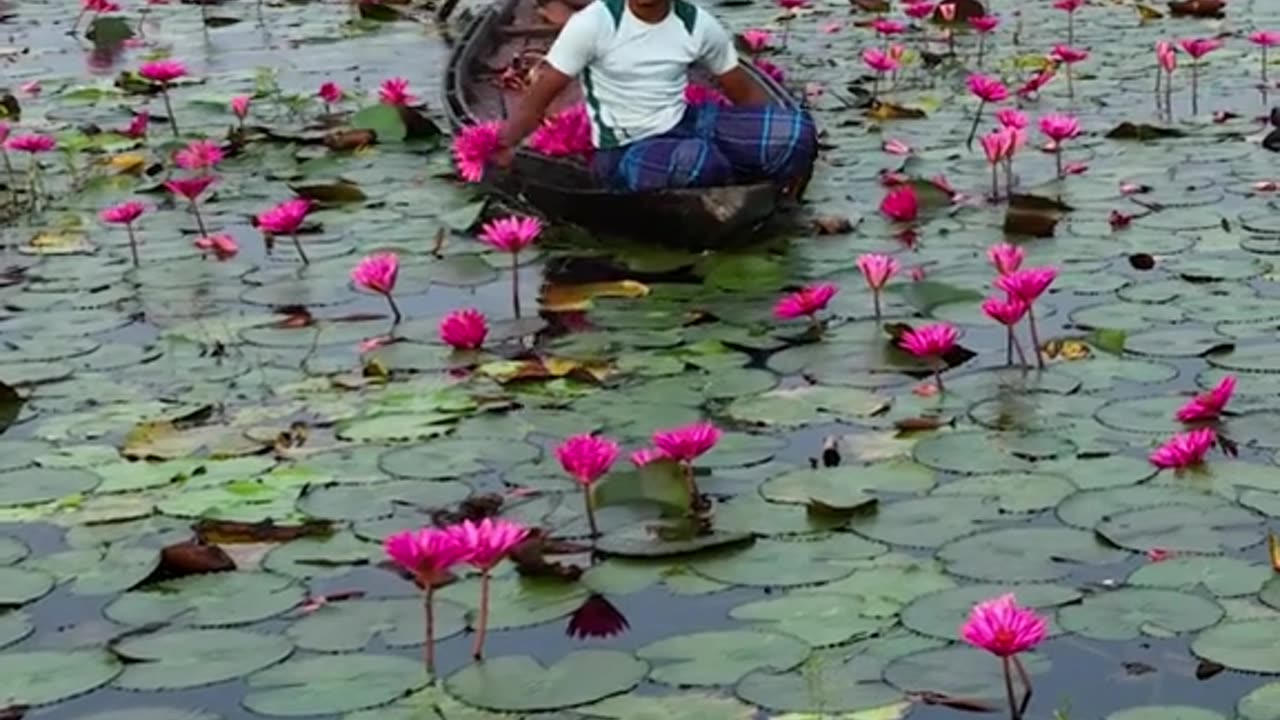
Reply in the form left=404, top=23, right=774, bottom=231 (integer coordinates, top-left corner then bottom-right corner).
left=2, top=0, right=1280, bottom=718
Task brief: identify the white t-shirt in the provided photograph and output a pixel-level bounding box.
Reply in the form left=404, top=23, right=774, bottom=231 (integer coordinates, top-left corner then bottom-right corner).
left=544, top=0, right=739, bottom=149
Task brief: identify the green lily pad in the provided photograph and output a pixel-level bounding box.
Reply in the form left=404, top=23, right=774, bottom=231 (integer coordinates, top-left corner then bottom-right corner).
left=1192, top=619, right=1280, bottom=673
left=1260, top=576, right=1280, bottom=611
left=1095, top=503, right=1264, bottom=554
left=0, top=649, right=121, bottom=705
left=261, top=531, right=381, bottom=580
left=1207, top=343, right=1280, bottom=373
left=114, top=628, right=294, bottom=690
left=0, top=467, right=100, bottom=506
left=245, top=654, right=429, bottom=716
left=378, top=438, right=540, bottom=479
left=445, top=650, right=647, bottom=712
left=931, top=471, right=1075, bottom=513
left=701, top=432, right=787, bottom=468
left=1058, top=588, right=1223, bottom=640
left=0, top=566, right=54, bottom=606
left=0, top=612, right=33, bottom=650
left=69, top=709, right=222, bottom=720
left=913, top=431, right=1074, bottom=474
left=938, top=527, right=1129, bottom=581
left=1125, top=328, right=1233, bottom=358
left=730, top=592, right=897, bottom=647
left=691, top=534, right=886, bottom=587
left=286, top=597, right=467, bottom=652
left=1238, top=683, right=1280, bottom=720
left=0, top=441, right=49, bottom=472
left=596, top=520, right=755, bottom=558
left=883, top=646, right=1049, bottom=702
left=735, top=632, right=938, bottom=714
left=1056, top=485, right=1225, bottom=529
left=297, top=479, right=471, bottom=521
left=760, top=460, right=936, bottom=508
left=578, top=692, right=758, bottom=720
left=0, top=536, right=27, bottom=565
left=30, top=545, right=158, bottom=595
left=900, top=583, right=1081, bottom=640
left=714, top=494, right=849, bottom=536
left=1128, top=556, right=1271, bottom=597
left=344, top=684, right=506, bottom=720
left=105, top=571, right=305, bottom=627
left=637, top=629, right=810, bottom=686
left=805, top=558, right=957, bottom=606
left=850, top=495, right=1005, bottom=548
left=1038, top=454, right=1158, bottom=490
left=725, top=386, right=890, bottom=428
left=1106, top=707, right=1225, bottom=720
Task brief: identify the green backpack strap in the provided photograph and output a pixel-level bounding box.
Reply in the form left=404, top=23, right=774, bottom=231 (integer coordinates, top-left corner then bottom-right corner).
left=600, top=0, right=696, bottom=33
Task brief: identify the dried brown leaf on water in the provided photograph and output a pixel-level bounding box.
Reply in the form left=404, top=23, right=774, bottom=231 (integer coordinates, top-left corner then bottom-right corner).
left=157, top=539, right=236, bottom=579
left=1168, top=0, right=1225, bottom=18
left=850, top=0, right=890, bottom=12
left=1003, top=193, right=1073, bottom=238
left=324, top=128, right=376, bottom=151
left=0, top=379, right=23, bottom=434
left=894, top=416, right=954, bottom=432
left=1122, top=661, right=1157, bottom=676
left=510, top=528, right=585, bottom=581
left=432, top=493, right=505, bottom=526
left=1268, top=531, right=1280, bottom=572
left=1135, top=3, right=1163, bottom=20
left=1195, top=660, right=1224, bottom=680
left=866, top=100, right=927, bottom=120
left=909, top=691, right=997, bottom=713
left=1105, top=122, right=1186, bottom=140
left=931, top=0, right=986, bottom=22
left=195, top=518, right=333, bottom=544
left=0, top=706, right=25, bottom=720
left=288, top=181, right=367, bottom=205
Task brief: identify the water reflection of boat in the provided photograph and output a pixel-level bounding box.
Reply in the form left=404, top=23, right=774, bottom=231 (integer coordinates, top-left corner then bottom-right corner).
left=442, top=0, right=814, bottom=248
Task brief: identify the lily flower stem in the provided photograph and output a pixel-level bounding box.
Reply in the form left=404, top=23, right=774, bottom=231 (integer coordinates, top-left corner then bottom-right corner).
left=1, top=150, right=15, bottom=200
left=125, top=222, right=140, bottom=267
left=1054, top=147, right=1063, bottom=180
left=1067, top=13, right=1073, bottom=46
left=385, top=293, right=402, bottom=325
left=1191, top=62, right=1199, bottom=115
left=1002, top=656, right=1022, bottom=720
left=1263, top=46, right=1269, bottom=86
left=1011, top=328, right=1028, bottom=371
left=583, top=487, right=599, bottom=539
left=977, top=35, right=986, bottom=67
left=290, top=232, right=310, bottom=265
left=1027, top=306, right=1045, bottom=369
left=990, top=164, right=1000, bottom=201
left=424, top=586, right=436, bottom=677
left=872, top=289, right=882, bottom=320
left=1014, top=655, right=1034, bottom=716
left=1066, top=64, right=1074, bottom=100
left=472, top=571, right=491, bottom=660
left=965, top=100, right=985, bottom=150
left=511, top=251, right=521, bottom=318
left=190, top=200, right=208, bottom=237
left=160, top=87, right=180, bottom=137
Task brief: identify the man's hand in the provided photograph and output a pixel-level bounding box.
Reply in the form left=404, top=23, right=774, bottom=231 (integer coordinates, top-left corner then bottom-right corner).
left=491, top=144, right=516, bottom=169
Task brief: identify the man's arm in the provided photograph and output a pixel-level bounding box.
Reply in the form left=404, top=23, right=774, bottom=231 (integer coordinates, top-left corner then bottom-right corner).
left=497, top=67, right=575, bottom=151
left=697, top=11, right=771, bottom=107
left=495, top=5, right=597, bottom=161
left=716, top=65, right=771, bottom=106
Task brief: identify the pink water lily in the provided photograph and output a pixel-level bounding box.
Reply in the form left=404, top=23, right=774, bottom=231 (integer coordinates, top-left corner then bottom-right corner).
left=857, top=253, right=899, bottom=318
left=165, top=175, right=216, bottom=236
left=318, top=81, right=343, bottom=113
left=965, top=74, right=1008, bottom=148
left=378, top=77, right=416, bottom=106
left=883, top=138, right=912, bottom=155
left=556, top=433, right=621, bottom=537
left=862, top=48, right=900, bottom=74
left=774, top=283, right=839, bottom=333
left=173, top=139, right=223, bottom=172
left=479, top=214, right=542, bottom=316
left=230, top=95, right=250, bottom=127
left=880, top=185, right=919, bottom=222
left=740, top=28, right=774, bottom=52
left=1150, top=428, right=1217, bottom=469
left=983, top=296, right=1030, bottom=367
left=384, top=527, right=470, bottom=675
left=438, top=308, right=488, bottom=350
left=753, top=58, right=786, bottom=84
left=904, top=1, right=935, bottom=20
left=452, top=121, right=503, bottom=183
left=351, top=253, right=402, bottom=324
left=962, top=594, right=1046, bottom=720
left=100, top=200, right=147, bottom=266
left=653, top=421, right=720, bottom=509
left=138, top=60, right=186, bottom=135
left=630, top=448, right=669, bottom=467
left=871, top=18, right=907, bottom=36
left=193, top=233, right=238, bottom=261
left=5, top=134, right=55, bottom=153
left=446, top=518, right=529, bottom=659
left=1016, top=67, right=1056, bottom=98
left=1053, top=0, right=1084, bottom=44
left=996, top=266, right=1057, bottom=369
left=529, top=104, right=594, bottom=158
left=1039, top=113, right=1080, bottom=178
left=1179, top=38, right=1222, bottom=114
left=980, top=128, right=1015, bottom=198
left=1050, top=45, right=1088, bottom=64
left=988, top=243, right=1024, bottom=275
left=120, top=110, right=149, bottom=138
left=996, top=108, right=1028, bottom=129
left=1249, top=31, right=1280, bottom=85
left=1176, top=375, right=1235, bottom=423
left=969, top=15, right=999, bottom=65
left=256, top=198, right=312, bottom=264
left=938, top=2, right=956, bottom=21
left=900, top=323, right=959, bottom=391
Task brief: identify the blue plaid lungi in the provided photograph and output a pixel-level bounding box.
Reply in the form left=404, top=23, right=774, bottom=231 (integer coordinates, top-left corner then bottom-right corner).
left=591, top=103, right=817, bottom=192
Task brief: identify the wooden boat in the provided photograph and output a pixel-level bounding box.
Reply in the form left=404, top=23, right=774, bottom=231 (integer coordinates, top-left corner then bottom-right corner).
left=442, top=0, right=813, bottom=247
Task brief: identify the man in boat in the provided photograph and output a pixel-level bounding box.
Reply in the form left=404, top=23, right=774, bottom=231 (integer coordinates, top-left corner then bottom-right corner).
left=493, top=0, right=817, bottom=192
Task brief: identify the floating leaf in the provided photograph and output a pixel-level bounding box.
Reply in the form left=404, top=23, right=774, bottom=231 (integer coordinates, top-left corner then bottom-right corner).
left=1106, top=707, right=1225, bottom=720
left=1192, top=619, right=1280, bottom=673
left=938, top=527, right=1127, bottom=582
left=245, top=654, right=428, bottom=716
left=286, top=597, right=467, bottom=652
left=638, top=630, right=810, bottom=686
left=1095, top=503, right=1264, bottom=554
left=578, top=692, right=758, bottom=720
left=883, top=646, right=1049, bottom=703
left=1237, top=683, right=1280, bottom=720
left=1128, top=556, right=1271, bottom=598
left=352, top=104, right=407, bottom=143
left=900, top=583, right=1081, bottom=640
left=445, top=650, right=647, bottom=712
left=1057, top=588, right=1223, bottom=640
left=730, top=593, right=896, bottom=648
left=0, top=650, right=121, bottom=705
left=691, top=534, right=886, bottom=587
left=105, top=571, right=304, bottom=627
left=114, top=629, right=293, bottom=690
